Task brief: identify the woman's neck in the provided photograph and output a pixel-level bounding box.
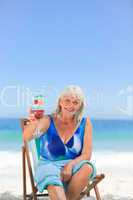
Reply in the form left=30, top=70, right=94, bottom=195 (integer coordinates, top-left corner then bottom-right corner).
left=57, top=113, right=75, bottom=125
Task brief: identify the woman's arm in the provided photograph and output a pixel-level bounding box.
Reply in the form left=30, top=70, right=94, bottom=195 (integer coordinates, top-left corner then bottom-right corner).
left=60, top=117, right=92, bottom=181
left=23, top=115, right=50, bottom=142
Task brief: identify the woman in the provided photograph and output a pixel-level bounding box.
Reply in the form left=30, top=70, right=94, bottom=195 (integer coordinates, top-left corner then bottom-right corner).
left=23, top=85, right=96, bottom=200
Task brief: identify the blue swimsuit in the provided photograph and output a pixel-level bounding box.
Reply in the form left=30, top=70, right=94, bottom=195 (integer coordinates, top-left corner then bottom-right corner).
left=34, top=116, right=96, bottom=192
left=39, top=116, right=86, bottom=161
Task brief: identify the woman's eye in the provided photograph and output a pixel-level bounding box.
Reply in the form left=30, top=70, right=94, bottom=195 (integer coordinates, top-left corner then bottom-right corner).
left=65, top=99, right=70, bottom=103
left=73, top=101, right=78, bottom=105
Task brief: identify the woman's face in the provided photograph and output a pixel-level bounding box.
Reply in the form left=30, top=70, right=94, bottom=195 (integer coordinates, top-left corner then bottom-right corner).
left=59, top=95, right=82, bottom=116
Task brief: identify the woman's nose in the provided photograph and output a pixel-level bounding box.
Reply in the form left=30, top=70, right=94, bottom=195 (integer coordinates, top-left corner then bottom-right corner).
left=67, top=102, right=74, bottom=108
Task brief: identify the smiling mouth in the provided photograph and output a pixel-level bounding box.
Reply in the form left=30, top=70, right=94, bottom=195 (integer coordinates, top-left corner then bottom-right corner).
left=65, top=108, right=74, bottom=112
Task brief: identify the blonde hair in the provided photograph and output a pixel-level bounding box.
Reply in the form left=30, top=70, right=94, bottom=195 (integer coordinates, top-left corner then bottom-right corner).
left=52, top=85, right=86, bottom=125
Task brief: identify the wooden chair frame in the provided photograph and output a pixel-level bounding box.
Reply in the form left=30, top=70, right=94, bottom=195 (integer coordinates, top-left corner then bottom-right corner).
left=21, top=118, right=105, bottom=200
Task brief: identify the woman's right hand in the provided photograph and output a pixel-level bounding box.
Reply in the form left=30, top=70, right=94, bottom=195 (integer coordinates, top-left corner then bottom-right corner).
left=27, top=107, right=39, bottom=124
left=23, top=107, right=49, bottom=141
left=23, top=108, right=40, bottom=141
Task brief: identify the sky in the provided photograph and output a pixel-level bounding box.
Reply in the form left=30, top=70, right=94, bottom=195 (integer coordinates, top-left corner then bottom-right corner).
left=0, top=0, right=133, bottom=119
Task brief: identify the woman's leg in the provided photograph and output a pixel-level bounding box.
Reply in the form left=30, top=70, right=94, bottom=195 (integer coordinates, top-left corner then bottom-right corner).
left=66, top=164, right=93, bottom=200
left=47, top=185, right=67, bottom=200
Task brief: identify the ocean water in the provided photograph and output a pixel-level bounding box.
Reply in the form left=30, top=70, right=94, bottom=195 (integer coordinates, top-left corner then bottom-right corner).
left=92, top=119, right=133, bottom=152
left=0, top=118, right=133, bottom=152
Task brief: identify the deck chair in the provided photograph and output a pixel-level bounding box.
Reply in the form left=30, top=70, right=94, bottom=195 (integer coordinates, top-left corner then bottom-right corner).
left=21, top=118, right=105, bottom=200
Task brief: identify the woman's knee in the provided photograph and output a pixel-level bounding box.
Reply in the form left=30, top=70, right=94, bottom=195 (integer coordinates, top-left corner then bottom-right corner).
left=82, top=163, right=93, bottom=174
left=47, top=185, right=66, bottom=200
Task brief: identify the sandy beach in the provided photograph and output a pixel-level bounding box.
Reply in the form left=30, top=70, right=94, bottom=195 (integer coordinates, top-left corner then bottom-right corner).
left=0, top=151, right=133, bottom=200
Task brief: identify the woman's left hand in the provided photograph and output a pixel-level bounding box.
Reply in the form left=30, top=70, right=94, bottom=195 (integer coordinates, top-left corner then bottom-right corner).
left=60, top=163, right=73, bottom=182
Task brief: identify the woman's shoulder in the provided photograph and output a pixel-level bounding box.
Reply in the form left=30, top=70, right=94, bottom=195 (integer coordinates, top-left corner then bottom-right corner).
left=84, top=116, right=92, bottom=128
left=41, top=114, right=51, bottom=122
left=82, top=116, right=90, bottom=121
left=38, top=115, right=51, bottom=132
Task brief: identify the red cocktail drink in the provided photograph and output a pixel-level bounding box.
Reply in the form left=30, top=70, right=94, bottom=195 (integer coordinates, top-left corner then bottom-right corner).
left=31, top=95, right=44, bottom=119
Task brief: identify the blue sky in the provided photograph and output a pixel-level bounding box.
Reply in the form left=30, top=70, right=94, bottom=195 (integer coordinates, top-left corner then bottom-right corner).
left=0, top=0, right=133, bottom=118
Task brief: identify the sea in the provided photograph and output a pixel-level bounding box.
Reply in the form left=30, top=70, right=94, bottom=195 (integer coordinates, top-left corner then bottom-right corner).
left=0, top=118, right=133, bottom=152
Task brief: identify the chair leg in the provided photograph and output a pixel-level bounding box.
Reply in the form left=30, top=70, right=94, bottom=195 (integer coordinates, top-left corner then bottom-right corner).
left=86, top=191, right=90, bottom=197
left=27, top=197, right=33, bottom=200
left=22, top=147, right=27, bottom=200
left=33, top=193, right=37, bottom=200
left=86, top=182, right=90, bottom=197
left=94, top=185, right=101, bottom=200
left=25, top=146, right=37, bottom=200
left=23, top=145, right=37, bottom=200
left=28, top=194, right=34, bottom=200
